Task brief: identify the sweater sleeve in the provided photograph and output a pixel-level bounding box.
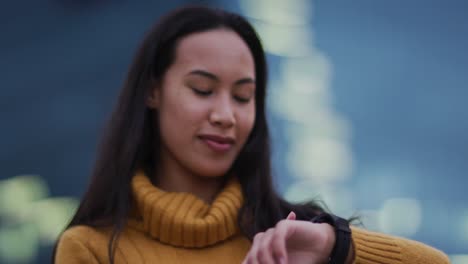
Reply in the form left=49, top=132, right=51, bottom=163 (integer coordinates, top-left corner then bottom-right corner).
left=351, top=227, right=450, bottom=264
left=55, top=228, right=100, bottom=264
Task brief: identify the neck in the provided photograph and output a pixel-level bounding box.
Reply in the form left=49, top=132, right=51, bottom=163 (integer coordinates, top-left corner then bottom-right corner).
left=154, top=152, right=224, bottom=204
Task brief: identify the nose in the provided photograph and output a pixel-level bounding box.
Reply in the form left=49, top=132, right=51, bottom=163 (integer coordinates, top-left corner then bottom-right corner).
left=209, top=93, right=235, bottom=128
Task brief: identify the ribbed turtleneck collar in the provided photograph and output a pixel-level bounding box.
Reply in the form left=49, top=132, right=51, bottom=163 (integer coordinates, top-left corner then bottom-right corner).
left=128, top=171, right=243, bottom=248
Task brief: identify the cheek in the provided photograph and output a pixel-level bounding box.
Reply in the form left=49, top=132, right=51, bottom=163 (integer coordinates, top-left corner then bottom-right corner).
left=159, top=91, right=208, bottom=140
left=237, top=104, right=256, bottom=140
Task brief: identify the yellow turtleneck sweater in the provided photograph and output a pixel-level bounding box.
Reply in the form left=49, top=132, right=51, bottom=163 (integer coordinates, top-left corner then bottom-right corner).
left=55, top=173, right=449, bottom=263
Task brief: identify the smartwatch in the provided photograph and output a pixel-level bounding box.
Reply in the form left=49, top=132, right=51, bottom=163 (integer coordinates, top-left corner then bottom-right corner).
left=310, top=213, right=352, bottom=264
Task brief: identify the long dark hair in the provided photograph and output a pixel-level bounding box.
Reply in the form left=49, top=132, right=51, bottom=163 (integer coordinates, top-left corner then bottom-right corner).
left=54, top=5, right=324, bottom=263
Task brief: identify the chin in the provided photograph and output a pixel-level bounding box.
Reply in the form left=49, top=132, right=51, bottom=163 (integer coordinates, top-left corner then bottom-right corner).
left=191, top=162, right=232, bottom=179
left=197, top=168, right=230, bottom=179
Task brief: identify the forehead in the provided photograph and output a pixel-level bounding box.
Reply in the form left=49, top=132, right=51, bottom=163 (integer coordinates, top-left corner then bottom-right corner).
left=172, top=29, right=255, bottom=77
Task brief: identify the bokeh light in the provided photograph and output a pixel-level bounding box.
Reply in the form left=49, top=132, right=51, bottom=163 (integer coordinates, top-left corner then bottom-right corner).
left=239, top=0, right=311, bottom=26
left=287, top=137, right=353, bottom=184
left=378, top=198, right=422, bottom=237
left=450, top=255, right=468, bottom=264
left=0, top=222, right=38, bottom=263
left=239, top=0, right=313, bottom=57
left=29, top=198, right=79, bottom=243
left=0, top=175, right=49, bottom=221
left=0, top=175, right=78, bottom=263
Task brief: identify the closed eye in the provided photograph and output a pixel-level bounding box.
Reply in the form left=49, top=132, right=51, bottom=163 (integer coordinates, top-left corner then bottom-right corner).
left=191, top=87, right=212, bottom=96
left=234, top=96, right=251, bottom=103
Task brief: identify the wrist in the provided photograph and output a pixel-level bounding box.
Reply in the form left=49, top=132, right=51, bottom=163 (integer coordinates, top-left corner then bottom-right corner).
left=320, top=223, right=336, bottom=262
left=310, top=213, right=352, bottom=264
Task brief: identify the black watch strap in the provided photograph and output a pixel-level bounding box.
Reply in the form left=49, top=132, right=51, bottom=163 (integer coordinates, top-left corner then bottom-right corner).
left=310, top=213, right=352, bottom=264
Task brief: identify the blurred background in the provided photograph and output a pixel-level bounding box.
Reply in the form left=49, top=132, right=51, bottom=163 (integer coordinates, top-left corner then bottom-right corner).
left=1, top=0, right=467, bottom=263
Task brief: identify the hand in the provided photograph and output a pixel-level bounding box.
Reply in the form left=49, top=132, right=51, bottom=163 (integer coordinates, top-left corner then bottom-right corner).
left=242, top=212, right=336, bottom=264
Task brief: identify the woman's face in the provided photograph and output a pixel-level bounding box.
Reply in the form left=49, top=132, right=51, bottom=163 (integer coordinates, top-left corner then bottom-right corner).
left=148, top=29, right=256, bottom=178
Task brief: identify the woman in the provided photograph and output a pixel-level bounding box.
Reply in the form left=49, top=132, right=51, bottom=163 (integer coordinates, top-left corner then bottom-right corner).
left=54, top=6, right=449, bottom=264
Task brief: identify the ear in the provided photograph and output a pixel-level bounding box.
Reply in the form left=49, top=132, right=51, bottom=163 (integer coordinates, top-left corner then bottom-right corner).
left=146, top=88, right=160, bottom=109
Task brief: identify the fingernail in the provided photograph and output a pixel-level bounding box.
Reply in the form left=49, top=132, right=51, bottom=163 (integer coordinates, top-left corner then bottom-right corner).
left=286, top=211, right=295, bottom=220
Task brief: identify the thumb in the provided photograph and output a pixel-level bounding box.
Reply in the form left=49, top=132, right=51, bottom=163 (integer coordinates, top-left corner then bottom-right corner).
left=286, top=211, right=296, bottom=220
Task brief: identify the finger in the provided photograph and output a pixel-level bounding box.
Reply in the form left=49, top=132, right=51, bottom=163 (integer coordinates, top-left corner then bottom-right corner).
left=271, top=220, right=292, bottom=263
left=246, top=232, right=264, bottom=264
left=256, top=228, right=276, bottom=264
left=286, top=211, right=296, bottom=220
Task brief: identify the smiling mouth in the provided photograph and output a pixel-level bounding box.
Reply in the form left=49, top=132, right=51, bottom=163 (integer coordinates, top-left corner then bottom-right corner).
left=198, top=135, right=235, bottom=152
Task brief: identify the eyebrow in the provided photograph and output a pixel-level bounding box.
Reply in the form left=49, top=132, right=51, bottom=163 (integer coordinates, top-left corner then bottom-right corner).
left=186, top=69, right=255, bottom=85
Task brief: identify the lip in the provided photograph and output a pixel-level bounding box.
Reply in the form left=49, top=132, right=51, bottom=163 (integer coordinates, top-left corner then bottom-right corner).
left=198, top=134, right=235, bottom=152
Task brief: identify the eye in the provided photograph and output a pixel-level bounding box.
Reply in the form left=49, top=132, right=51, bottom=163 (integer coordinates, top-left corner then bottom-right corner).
left=234, top=96, right=251, bottom=103
left=191, top=87, right=212, bottom=96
